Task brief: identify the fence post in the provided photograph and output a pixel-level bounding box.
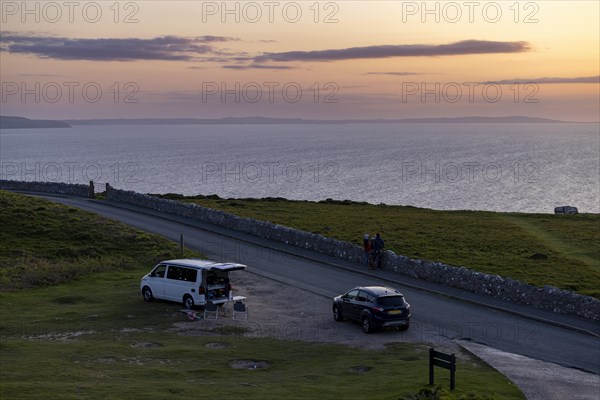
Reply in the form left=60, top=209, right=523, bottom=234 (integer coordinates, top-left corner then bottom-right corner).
left=180, top=233, right=184, bottom=255
left=88, top=181, right=95, bottom=199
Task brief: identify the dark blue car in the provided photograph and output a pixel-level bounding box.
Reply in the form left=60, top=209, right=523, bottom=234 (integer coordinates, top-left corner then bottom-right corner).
left=333, top=286, right=411, bottom=333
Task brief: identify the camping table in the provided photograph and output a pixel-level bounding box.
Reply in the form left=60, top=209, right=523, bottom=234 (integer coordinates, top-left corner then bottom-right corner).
left=219, top=296, right=246, bottom=316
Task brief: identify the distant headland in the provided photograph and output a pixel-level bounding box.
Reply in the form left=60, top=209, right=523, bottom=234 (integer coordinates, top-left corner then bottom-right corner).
left=0, top=116, right=71, bottom=129
left=64, top=116, right=573, bottom=126
left=2, top=115, right=583, bottom=129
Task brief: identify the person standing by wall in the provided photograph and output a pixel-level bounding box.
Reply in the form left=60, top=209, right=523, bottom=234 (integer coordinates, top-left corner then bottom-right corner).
left=363, top=234, right=372, bottom=269
left=373, top=232, right=385, bottom=269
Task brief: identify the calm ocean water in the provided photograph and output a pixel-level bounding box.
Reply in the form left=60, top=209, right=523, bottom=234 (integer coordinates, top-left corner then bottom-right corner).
left=1, top=123, right=598, bottom=213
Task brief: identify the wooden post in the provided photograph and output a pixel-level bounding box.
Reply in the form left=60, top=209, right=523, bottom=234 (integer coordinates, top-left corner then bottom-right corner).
left=429, top=348, right=456, bottom=390
left=450, top=353, right=456, bottom=390
left=429, top=348, right=435, bottom=386
left=179, top=233, right=184, bottom=255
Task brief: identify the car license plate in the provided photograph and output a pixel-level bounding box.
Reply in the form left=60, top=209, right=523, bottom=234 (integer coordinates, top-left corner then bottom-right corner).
left=388, top=310, right=402, bottom=315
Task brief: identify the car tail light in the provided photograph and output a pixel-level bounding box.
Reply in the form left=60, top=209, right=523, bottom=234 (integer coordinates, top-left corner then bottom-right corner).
left=372, top=306, right=384, bottom=313
left=199, top=285, right=205, bottom=295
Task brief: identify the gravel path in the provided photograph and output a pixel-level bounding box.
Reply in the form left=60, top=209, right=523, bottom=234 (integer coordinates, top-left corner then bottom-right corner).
left=172, top=271, right=457, bottom=352
left=172, top=271, right=599, bottom=399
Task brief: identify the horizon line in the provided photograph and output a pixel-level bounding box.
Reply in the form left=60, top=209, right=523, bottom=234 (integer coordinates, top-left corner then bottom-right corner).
left=3, top=115, right=600, bottom=125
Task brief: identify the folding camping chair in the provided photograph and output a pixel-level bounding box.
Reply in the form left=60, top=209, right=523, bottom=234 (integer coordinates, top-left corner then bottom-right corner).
left=232, top=300, right=248, bottom=320
left=204, top=302, right=219, bottom=320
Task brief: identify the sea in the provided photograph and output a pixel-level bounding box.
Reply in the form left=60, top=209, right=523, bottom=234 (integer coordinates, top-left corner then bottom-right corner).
left=1, top=123, right=598, bottom=214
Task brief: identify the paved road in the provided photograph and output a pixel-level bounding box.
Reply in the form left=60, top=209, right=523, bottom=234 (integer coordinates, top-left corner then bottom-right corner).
left=37, top=194, right=600, bottom=374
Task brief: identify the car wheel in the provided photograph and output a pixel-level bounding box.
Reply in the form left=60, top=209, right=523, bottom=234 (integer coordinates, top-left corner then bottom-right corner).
left=362, top=315, right=373, bottom=334
left=142, top=287, right=154, bottom=302
left=399, top=322, right=410, bottom=331
left=333, top=305, right=344, bottom=322
left=183, top=295, right=194, bottom=310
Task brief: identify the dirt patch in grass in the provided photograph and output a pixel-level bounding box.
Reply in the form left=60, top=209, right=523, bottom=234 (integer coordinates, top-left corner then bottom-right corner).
left=130, top=341, right=162, bottom=348
left=53, top=295, right=87, bottom=304
left=230, top=360, right=270, bottom=370
left=205, top=342, right=229, bottom=349
left=349, top=365, right=372, bottom=374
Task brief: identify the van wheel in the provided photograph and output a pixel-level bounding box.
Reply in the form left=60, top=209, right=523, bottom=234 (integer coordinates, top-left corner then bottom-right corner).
left=142, top=287, right=154, bottom=302
left=183, top=295, right=194, bottom=310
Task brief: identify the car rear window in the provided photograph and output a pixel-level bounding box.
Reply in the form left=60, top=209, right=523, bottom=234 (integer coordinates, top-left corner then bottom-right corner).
left=377, top=296, right=405, bottom=306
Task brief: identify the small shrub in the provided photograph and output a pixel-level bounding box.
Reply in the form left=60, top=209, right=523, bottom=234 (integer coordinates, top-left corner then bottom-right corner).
left=459, top=393, right=495, bottom=400
left=399, top=386, right=451, bottom=400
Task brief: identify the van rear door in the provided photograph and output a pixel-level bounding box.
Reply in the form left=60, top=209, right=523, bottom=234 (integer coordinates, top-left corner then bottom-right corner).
left=204, top=263, right=246, bottom=303
left=209, top=263, right=247, bottom=272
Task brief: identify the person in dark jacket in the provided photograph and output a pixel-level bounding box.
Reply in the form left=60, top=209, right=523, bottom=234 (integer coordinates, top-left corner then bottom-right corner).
left=373, top=233, right=384, bottom=269
left=363, top=234, right=372, bottom=269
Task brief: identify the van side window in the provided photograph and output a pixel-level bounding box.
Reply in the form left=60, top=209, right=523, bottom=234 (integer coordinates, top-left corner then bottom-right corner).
left=166, top=267, right=197, bottom=282
left=167, top=266, right=181, bottom=280
left=184, top=269, right=197, bottom=282
left=152, top=264, right=167, bottom=278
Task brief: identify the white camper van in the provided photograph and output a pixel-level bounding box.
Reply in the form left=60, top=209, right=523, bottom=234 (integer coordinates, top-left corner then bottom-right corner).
left=140, top=259, right=247, bottom=309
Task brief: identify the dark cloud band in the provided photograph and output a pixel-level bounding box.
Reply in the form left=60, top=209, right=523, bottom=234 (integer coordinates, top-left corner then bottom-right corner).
left=257, top=40, right=531, bottom=62
left=1, top=35, right=532, bottom=66
left=483, top=76, right=600, bottom=84
left=0, top=34, right=239, bottom=61
left=365, top=72, right=425, bottom=76
left=223, top=64, right=294, bottom=70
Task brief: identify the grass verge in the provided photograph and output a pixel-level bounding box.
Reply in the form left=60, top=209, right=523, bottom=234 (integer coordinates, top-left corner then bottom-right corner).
left=156, top=194, right=600, bottom=298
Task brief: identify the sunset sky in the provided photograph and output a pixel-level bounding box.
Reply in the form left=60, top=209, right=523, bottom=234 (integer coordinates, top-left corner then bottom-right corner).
left=1, top=1, right=599, bottom=121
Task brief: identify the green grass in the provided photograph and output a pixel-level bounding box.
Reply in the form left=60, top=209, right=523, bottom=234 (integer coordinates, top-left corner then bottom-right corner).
left=0, top=271, right=523, bottom=400
left=0, top=191, right=524, bottom=399
left=0, top=190, right=196, bottom=291
left=0, top=336, right=522, bottom=400
left=156, top=194, right=600, bottom=298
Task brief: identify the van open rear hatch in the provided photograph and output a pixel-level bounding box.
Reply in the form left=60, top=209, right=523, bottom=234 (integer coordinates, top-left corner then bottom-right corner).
left=209, top=262, right=247, bottom=272
left=204, top=262, right=246, bottom=303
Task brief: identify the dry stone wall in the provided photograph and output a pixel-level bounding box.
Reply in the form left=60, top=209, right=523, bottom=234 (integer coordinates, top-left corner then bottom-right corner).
left=0, top=179, right=92, bottom=198
left=105, top=185, right=599, bottom=321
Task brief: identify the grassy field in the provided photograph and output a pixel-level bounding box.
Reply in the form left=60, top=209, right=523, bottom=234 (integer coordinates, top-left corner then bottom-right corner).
left=157, top=194, right=600, bottom=298
left=0, top=270, right=523, bottom=400
left=0, top=191, right=196, bottom=291
left=0, top=191, right=525, bottom=399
